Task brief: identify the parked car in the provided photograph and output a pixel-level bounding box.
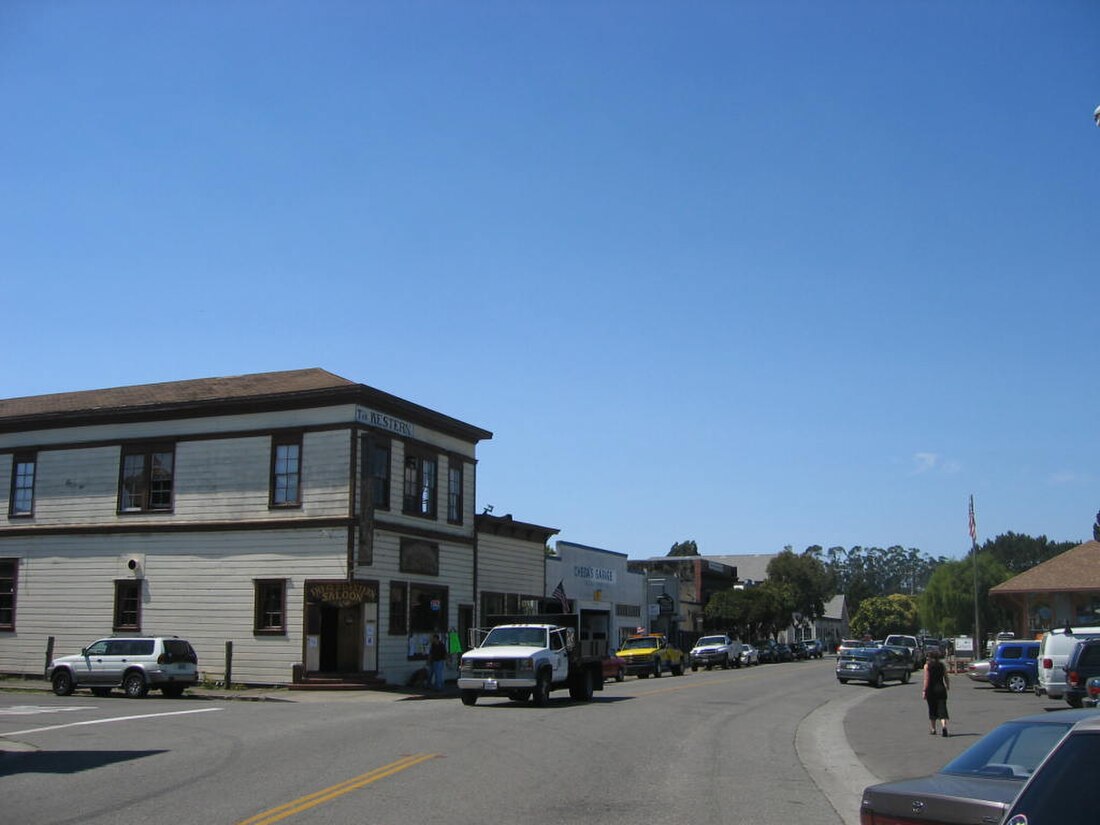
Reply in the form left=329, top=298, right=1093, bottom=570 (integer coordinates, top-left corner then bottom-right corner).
left=884, top=633, right=925, bottom=670
left=47, top=636, right=198, bottom=698
left=987, top=640, right=1040, bottom=694
left=1063, top=637, right=1100, bottom=708
left=774, top=643, right=794, bottom=662
left=1036, top=626, right=1100, bottom=699
left=790, top=641, right=809, bottom=660
left=861, top=709, right=1099, bottom=825
left=967, top=659, right=992, bottom=682
left=739, top=644, right=759, bottom=666
left=803, top=639, right=824, bottom=659
left=836, top=646, right=911, bottom=687
left=688, top=634, right=743, bottom=671
left=602, top=653, right=626, bottom=683
left=1001, top=712, right=1100, bottom=823
left=755, top=641, right=779, bottom=664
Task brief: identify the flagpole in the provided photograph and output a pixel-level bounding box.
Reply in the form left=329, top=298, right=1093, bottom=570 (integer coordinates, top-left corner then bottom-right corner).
left=970, top=495, right=980, bottom=657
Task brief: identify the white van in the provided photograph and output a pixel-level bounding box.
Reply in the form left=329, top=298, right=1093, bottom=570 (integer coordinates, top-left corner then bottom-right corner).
left=1037, top=626, right=1100, bottom=699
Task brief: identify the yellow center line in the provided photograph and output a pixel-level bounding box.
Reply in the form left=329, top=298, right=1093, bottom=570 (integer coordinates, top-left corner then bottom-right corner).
left=236, top=752, right=440, bottom=825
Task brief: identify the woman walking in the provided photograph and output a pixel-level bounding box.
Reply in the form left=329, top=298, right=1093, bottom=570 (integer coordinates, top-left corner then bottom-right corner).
left=923, top=648, right=950, bottom=736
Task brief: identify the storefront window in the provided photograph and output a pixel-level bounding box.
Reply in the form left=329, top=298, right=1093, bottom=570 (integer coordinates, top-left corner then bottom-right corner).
left=406, top=584, right=447, bottom=659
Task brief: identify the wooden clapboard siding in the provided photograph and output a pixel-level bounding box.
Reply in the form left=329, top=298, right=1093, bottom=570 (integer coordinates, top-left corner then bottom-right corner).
left=0, top=529, right=346, bottom=685
left=478, top=533, right=546, bottom=596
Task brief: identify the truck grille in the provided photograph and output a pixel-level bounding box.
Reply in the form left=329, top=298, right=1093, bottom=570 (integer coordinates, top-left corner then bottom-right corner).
left=464, top=659, right=523, bottom=679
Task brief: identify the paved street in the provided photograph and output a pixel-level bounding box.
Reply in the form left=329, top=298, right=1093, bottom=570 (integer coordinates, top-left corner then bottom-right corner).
left=0, top=660, right=1072, bottom=825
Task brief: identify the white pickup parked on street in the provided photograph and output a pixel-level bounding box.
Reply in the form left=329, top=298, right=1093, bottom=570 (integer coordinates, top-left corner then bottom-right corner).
left=689, top=634, right=744, bottom=670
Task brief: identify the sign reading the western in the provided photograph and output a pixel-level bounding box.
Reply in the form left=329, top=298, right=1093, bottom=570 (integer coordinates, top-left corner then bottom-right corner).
left=357, top=407, right=415, bottom=438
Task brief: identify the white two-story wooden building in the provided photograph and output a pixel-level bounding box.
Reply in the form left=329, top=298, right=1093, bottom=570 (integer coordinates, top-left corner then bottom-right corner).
left=0, top=369, right=493, bottom=687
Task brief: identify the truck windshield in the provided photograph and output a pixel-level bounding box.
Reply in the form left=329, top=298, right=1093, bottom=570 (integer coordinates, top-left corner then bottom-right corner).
left=620, top=637, right=658, bottom=650
left=483, top=627, right=548, bottom=647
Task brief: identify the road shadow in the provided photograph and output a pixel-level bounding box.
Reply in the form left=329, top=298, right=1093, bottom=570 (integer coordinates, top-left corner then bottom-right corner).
left=0, top=749, right=168, bottom=776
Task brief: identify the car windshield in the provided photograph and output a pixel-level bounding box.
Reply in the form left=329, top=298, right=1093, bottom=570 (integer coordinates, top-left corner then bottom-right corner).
left=482, top=627, right=547, bottom=647
left=620, top=637, right=658, bottom=650
left=941, top=719, right=1076, bottom=780
left=696, top=637, right=726, bottom=646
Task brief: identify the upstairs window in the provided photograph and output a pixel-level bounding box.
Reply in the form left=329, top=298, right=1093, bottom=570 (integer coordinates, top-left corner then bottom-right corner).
left=0, top=559, right=16, bottom=630
left=10, top=454, right=36, bottom=517
left=119, top=445, right=174, bottom=513
left=270, top=435, right=302, bottom=507
left=447, top=459, right=463, bottom=524
left=402, top=449, right=437, bottom=518
left=369, top=439, right=391, bottom=510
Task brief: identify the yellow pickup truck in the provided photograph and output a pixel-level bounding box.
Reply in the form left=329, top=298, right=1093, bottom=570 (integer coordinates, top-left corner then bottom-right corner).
left=616, top=633, right=686, bottom=678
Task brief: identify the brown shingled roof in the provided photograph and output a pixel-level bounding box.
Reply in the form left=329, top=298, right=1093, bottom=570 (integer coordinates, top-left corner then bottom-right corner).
left=0, top=369, right=355, bottom=419
left=989, top=541, right=1100, bottom=594
left=0, top=368, right=493, bottom=443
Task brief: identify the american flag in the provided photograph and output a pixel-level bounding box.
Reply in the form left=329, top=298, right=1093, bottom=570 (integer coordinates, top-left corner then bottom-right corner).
left=552, top=580, right=569, bottom=612
left=969, top=495, right=977, bottom=543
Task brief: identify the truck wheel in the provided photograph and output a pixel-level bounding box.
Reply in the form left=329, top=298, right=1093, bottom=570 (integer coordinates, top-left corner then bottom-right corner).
left=532, top=671, right=551, bottom=707
left=461, top=690, right=479, bottom=706
left=51, top=669, right=75, bottom=696
left=901, top=670, right=911, bottom=684
left=653, top=658, right=662, bottom=679
left=691, top=663, right=698, bottom=672
left=721, top=656, right=730, bottom=670
left=569, top=669, right=594, bottom=701
left=873, top=671, right=885, bottom=688
left=1007, top=673, right=1029, bottom=694
left=615, top=667, right=624, bottom=683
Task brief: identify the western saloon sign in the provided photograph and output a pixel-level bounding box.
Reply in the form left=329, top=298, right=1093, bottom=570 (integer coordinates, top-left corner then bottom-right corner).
left=306, top=581, right=378, bottom=607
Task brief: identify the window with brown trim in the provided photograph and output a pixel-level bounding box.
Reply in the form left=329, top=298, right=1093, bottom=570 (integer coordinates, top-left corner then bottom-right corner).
left=254, top=579, right=287, bottom=634
left=447, top=458, right=463, bottom=525
left=389, top=581, right=407, bottom=635
left=369, top=439, right=391, bottom=510
left=119, top=444, right=175, bottom=513
left=113, top=580, right=141, bottom=631
left=402, top=448, right=437, bottom=518
left=9, top=454, right=36, bottom=518
left=0, top=559, right=17, bottom=630
left=270, top=435, right=302, bottom=507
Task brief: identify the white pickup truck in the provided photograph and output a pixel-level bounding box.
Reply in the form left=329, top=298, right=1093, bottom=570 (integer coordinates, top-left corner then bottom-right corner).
left=457, top=614, right=606, bottom=707
left=689, top=634, right=744, bottom=670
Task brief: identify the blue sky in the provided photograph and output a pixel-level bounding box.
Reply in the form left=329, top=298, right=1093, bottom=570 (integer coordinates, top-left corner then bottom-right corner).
left=3, top=2, right=1098, bottom=560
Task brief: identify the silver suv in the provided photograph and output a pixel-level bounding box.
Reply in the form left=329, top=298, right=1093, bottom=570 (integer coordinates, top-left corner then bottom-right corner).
left=48, top=636, right=198, bottom=698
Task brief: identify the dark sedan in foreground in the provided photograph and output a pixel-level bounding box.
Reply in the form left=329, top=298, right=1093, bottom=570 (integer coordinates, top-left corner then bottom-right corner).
left=860, top=709, right=1100, bottom=825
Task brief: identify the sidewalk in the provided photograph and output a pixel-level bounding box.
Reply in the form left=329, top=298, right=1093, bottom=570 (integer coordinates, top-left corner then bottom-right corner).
left=0, top=676, right=460, bottom=703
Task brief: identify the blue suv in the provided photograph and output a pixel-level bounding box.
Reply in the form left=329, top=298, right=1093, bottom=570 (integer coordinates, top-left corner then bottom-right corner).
left=987, top=640, right=1040, bottom=693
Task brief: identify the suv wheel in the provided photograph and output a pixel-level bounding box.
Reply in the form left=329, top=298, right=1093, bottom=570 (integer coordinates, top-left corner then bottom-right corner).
left=123, top=671, right=149, bottom=698
left=51, top=669, right=75, bottom=696
left=1006, top=673, right=1029, bottom=694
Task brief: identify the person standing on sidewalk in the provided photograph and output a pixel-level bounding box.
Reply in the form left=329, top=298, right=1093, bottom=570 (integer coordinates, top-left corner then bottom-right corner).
left=428, top=633, right=447, bottom=692
left=923, top=648, right=950, bottom=736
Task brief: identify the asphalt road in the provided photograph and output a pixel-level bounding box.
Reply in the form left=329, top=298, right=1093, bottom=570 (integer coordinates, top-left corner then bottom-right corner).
left=0, top=660, right=1074, bottom=825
